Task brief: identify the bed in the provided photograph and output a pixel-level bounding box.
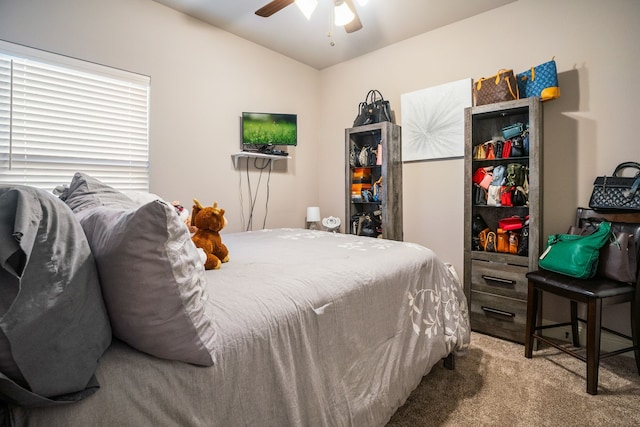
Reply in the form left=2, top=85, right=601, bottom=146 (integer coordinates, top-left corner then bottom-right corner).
left=1, top=175, right=470, bottom=427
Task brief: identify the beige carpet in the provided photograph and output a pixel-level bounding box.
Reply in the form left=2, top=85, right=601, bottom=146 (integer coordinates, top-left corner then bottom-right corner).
left=387, top=332, right=640, bottom=426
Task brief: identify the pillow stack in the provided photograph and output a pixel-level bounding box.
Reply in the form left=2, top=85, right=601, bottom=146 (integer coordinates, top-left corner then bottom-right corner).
left=60, top=172, right=215, bottom=367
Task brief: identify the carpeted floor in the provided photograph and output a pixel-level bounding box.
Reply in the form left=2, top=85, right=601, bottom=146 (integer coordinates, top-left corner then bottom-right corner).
left=387, top=332, right=640, bottom=426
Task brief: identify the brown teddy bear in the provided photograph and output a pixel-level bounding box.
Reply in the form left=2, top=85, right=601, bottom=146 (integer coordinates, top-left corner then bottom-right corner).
left=191, top=199, right=229, bottom=270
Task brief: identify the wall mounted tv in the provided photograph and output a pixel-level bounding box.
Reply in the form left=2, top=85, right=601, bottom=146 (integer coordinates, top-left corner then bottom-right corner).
left=242, top=112, right=297, bottom=149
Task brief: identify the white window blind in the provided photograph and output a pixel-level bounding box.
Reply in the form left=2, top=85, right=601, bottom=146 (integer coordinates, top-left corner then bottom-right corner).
left=0, top=40, right=150, bottom=191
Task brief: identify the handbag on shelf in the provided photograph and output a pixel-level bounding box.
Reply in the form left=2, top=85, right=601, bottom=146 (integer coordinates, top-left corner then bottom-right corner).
left=496, top=228, right=509, bottom=253
left=512, top=186, right=528, bottom=206
left=539, top=221, right=612, bottom=279
left=589, top=162, right=640, bottom=211
left=473, top=183, right=488, bottom=206
left=509, top=136, right=528, bottom=157
left=484, top=231, right=497, bottom=252
left=473, top=214, right=489, bottom=236
left=517, top=58, right=560, bottom=101
left=487, top=185, right=501, bottom=206
left=499, top=215, right=525, bottom=231
left=473, top=69, right=519, bottom=106
left=502, top=123, right=524, bottom=140
left=353, top=89, right=394, bottom=127
left=473, top=167, right=494, bottom=190
left=473, top=143, right=487, bottom=160
left=505, top=163, right=526, bottom=188
left=358, top=145, right=377, bottom=167
left=356, top=214, right=378, bottom=237
left=491, top=165, right=506, bottom=186
left=518, top=224, right=529, bottom=256
left=502, top=140, right=512, bottom=158
left=568, top=225, right=638, bottom=284
left=494, top=140, right=504, bottom=159
left=500, top=187, right=513, bottom=207
left=478, top=228, right=491, bottom=251
left=508, top=231, right=519, bottom=254
left=353, top=102, right=368, bottom=127
left=485, top=142, right=496, bottom=159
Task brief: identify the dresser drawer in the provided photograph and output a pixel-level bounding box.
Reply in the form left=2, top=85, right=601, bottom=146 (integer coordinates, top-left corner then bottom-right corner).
left=470, top=290, right=527, bottom=344
left=471, top=259, right=528, bottom=300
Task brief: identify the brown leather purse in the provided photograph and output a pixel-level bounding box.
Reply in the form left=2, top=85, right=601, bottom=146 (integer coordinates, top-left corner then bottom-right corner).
left=568, top=226, right=637, bottom=283
left=598, top=232, right=637, bottom=283
left=473, top=69, right=519, bottom=106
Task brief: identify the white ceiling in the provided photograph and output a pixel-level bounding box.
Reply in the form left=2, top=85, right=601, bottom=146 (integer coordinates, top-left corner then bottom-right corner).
left=152, top=0, right=516, bottom=70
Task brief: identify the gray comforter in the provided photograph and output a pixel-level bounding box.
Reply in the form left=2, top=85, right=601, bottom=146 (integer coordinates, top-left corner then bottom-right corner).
left=13, top=228, right=470, bottom=426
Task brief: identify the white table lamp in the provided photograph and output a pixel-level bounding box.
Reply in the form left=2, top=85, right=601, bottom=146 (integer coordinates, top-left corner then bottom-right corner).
left=306, top=206, right=321, bottom=230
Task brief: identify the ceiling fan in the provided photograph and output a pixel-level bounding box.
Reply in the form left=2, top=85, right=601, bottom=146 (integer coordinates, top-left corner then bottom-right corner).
left=255, top=0, right=365, bottom=33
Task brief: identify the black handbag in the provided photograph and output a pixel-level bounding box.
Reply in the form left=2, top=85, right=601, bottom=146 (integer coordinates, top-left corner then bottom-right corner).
left=589, top=162, right=640, bottom=211
left=473, top=183, right=487, bottom=206
left=517, top=224, right=529, bottom=256
left=356, top=214, right=378, bottom=237
left=509, top=136, right=527, bottom=157
left=353, top=90, right=394, bottom=127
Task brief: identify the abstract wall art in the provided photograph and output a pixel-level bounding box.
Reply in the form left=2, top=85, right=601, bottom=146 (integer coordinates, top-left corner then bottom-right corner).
left=401, top=78, right=472, bottom=162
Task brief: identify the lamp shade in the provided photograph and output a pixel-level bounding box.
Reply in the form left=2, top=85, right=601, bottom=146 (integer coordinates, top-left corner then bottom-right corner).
left=306, top=206, right=321, bottom=222
left=334, top=1, right=355, bottom=26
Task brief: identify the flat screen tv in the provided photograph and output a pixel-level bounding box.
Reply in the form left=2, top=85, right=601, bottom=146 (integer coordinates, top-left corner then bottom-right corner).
left=242, top=112, right=297, bottom=149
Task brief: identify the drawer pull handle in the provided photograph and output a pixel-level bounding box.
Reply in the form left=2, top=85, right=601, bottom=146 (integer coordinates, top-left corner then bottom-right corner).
left=481, top=306, right=515, bottom=318
left=481, top=275, right=515, bottom=286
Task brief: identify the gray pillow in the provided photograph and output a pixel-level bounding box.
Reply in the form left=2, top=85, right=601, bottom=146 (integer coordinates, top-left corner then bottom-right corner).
left=58, top=172, right=214, bottom=366
left=77, top=200, right=215, bottom=366
left=59, top=172, right=138, bottom=212
left=0, top=185, right=111, bottom=406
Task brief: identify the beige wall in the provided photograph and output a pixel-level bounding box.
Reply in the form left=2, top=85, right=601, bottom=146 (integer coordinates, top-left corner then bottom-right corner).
left=2, top=0, right=639, bottom=331
left=0, top=0, right=321, bottom=231
left=317, top=0, right=640, bottom=333
left=319, top=0, right=640, bottom=277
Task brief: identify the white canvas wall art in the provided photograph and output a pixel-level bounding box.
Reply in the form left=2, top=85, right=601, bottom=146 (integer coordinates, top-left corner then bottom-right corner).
left=401, top=78, right=472, bottom=161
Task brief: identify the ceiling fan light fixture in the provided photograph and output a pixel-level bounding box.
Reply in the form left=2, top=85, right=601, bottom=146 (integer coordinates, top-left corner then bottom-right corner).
left=334, top=1, right=355, bottom=26
left=295, top=0, right=318, bottom=20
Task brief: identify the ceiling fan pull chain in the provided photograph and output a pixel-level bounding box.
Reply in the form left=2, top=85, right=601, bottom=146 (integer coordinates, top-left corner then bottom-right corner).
left=328, top=4, right=336, bottom=46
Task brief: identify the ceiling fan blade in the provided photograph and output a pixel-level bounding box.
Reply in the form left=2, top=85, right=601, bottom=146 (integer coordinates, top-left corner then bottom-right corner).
left=255, top=0, right=296, bottom=17
left=343, top=0, right=363, bottom=33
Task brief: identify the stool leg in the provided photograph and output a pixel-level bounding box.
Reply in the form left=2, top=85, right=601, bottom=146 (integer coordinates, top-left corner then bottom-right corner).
left=525, top=281, right=539, bottom=358
left=632, top=291, right=640, bottom=375
left=586, top=298, right=602, bottom=395
left=571, top=300, right=580, bottom=347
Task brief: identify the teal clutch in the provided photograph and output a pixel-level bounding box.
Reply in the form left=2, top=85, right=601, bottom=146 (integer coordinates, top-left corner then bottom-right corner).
left=538, top=221, right=612, bottom=279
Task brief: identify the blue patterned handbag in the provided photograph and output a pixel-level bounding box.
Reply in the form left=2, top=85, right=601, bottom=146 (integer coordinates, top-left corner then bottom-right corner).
left=517, top=58, right=560, bottom=101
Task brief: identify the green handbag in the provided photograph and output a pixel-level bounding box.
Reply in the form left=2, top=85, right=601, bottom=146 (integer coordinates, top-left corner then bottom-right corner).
left=538, top=221, right=612, bottom=279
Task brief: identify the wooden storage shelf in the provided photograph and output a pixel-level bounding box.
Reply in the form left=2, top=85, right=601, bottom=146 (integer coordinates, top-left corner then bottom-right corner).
left=345, top=122, right=403, bottom=241
left=463, top=97, right=543, bottom=344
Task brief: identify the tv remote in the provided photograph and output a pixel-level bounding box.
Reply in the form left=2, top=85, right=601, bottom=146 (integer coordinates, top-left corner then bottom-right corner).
left=270, top=150, right=288, bottom=156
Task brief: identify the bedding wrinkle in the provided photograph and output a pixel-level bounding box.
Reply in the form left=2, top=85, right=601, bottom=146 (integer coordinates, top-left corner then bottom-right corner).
left=11, top=228, right=470, bottom=426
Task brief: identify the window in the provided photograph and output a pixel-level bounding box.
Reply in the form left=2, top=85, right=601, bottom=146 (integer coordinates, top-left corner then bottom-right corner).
left=0, top=40, right=150, bottom=191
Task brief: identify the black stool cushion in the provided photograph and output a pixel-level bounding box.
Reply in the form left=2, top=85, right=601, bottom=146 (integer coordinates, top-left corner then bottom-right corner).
left=527, top=270, right=635, bottom=299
